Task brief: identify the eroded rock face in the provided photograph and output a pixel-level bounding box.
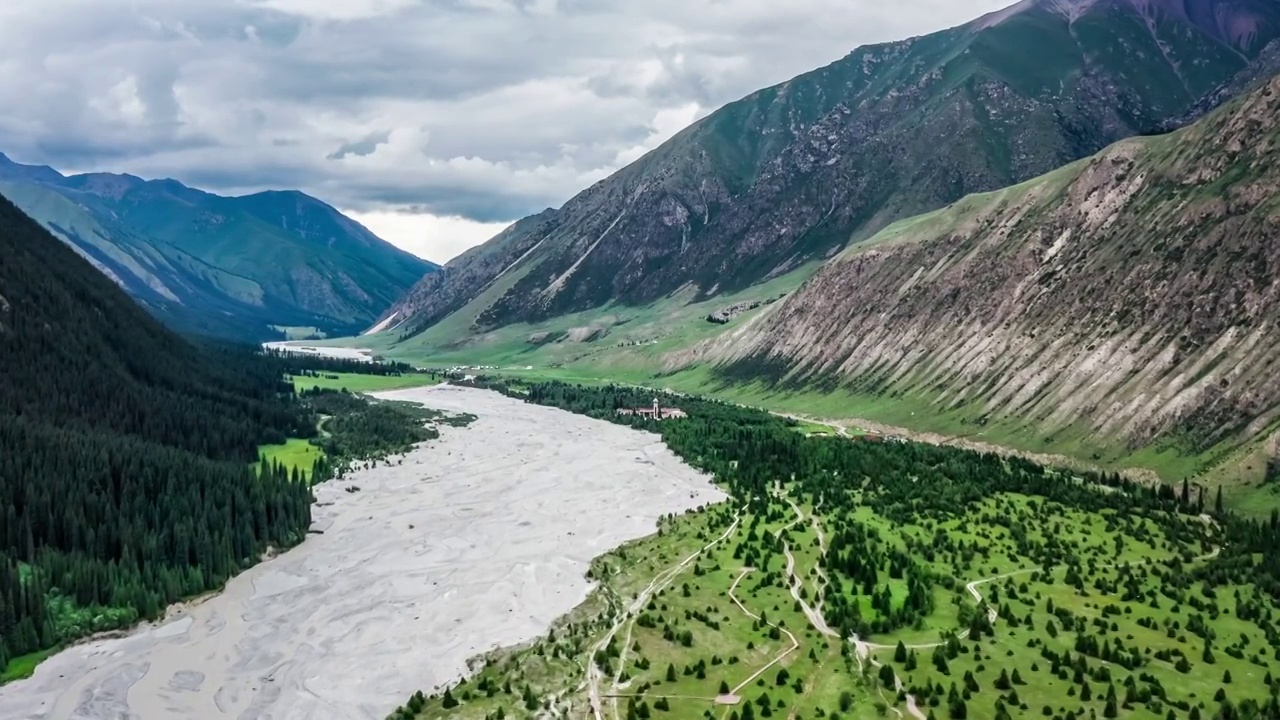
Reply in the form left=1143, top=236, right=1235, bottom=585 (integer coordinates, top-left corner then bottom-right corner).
left=696, top=77, right=1280, bottom=449
left=382, top=0, right=1280, bottom=338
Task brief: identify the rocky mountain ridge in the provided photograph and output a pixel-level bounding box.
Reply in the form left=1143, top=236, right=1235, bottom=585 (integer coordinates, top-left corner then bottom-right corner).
left=380, top=0, right=1280, bottom=339
left=693, top=74, right=1280, bottom=458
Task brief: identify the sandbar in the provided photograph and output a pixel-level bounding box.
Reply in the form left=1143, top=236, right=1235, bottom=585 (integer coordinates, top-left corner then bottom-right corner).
left=262, top=342, right=378, bottom=362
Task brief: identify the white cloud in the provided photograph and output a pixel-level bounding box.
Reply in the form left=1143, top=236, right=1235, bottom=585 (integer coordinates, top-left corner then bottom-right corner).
left=345, top=210, right=512, bottom=264
left=614, top=103, right=705, bottom=167
left=243, top=0, right=419, bottom=22
left=0, top=0, right=1013, bottom=255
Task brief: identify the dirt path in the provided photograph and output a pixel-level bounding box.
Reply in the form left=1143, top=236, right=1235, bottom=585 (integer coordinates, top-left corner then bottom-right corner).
left=769, top=500, right=918, bottom=720
left=725, top=569, right=801, bottom=695
left=718, top=496, right=813, bottom=695
left=781, top=500, right=839, bottom=639
left=586, top=509, right=743, bottom=720
left=807, top=504, right=830, bottom=608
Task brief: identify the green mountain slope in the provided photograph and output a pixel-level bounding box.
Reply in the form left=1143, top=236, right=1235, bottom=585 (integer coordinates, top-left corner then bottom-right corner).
left=0, top=191, right=314, bottom=675
left=697, top=73, right=1280, bottom=503
left=380, top=0, right=1280, bottom=339
left=0, top=154, right=436, bottom=341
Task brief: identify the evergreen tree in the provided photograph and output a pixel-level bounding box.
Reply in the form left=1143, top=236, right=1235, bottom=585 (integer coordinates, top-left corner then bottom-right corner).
left=994, top=669, right=1010, bottom=690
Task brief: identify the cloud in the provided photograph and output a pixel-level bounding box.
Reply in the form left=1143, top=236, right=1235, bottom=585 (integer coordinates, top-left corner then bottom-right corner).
left=344, top=209, right=512, bottom=264
left=0, top=0, right=1011, bottom=255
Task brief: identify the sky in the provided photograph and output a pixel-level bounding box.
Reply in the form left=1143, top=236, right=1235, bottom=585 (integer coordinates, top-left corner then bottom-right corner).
left=0, top=0, right=1010, bottom=264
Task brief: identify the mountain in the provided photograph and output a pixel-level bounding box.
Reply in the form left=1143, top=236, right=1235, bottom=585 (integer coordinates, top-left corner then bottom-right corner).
left=380, top=0, right=1280, bottom=338
left=1160, top=36, right=1280, bottom=128
left=0, top=190, right=314, bottom=673
left=695, top=73, right=1280, bottom=471
left=0, top=154, right=436, bottom=341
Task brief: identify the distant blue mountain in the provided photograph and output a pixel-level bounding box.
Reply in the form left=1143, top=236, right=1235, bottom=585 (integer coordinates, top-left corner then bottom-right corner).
left=0, top=152, right=436, bottom=341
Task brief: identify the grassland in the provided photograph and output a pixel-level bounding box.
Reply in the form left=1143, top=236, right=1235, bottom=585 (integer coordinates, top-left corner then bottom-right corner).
left=0, top=648, right=57, bottom=684
left=392, top=480, right=1271, bottom=720
left=256, top=437, right=324, bottom=478
left=290, top=372, right=441, bottom=393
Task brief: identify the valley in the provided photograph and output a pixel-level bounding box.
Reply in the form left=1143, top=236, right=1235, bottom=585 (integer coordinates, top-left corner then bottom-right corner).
left=0, top=386, right=723, bottom=719
left=5, top=0, right=1280, bottom=719
left=306, top=71, right=1280, bottom=520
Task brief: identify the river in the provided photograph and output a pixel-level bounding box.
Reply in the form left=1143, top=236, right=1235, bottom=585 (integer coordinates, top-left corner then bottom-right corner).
left=0, top=385, right=724, bottom=720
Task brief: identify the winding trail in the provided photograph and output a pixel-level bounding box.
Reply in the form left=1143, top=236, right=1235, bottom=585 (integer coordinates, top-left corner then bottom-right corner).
left=585, top=509, right=743, bottom=720
left=780, top=500, right=838, bottom=639
left=585, top=482, right=1223, bottom=720
left=808, top=509, right=830, bottom=606
left=722, top=497, right=812, bottom=696
left=725, top=569, right=800, bottom=695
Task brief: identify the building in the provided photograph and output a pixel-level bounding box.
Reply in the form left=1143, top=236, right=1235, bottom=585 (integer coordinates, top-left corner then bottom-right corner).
left=617, top=398, right=688, bottom=420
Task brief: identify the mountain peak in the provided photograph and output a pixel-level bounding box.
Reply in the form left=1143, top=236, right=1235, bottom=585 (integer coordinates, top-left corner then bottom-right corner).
left=384, top=0, right=1279, bottom=338
left=978, top=0, right=1280, bottom=53
left=0, top=156, right=434, bottom=340
left=64, top=172, right=147, bottom=200
left=0, top=152, right=66, bottom=184
left=241, top=188, right=331, bottom=211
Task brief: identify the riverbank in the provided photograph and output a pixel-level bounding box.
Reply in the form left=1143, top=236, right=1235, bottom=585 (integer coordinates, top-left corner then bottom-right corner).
left=0, top=385, right=724, bottom=720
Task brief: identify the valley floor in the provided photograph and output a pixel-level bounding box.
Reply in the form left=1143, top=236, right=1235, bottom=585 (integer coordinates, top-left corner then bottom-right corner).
left=401, top=489, right=1259, bottom=720
left=385, top=383, right=1277, bottom=720
left=0, top=386, right=723, bottom=720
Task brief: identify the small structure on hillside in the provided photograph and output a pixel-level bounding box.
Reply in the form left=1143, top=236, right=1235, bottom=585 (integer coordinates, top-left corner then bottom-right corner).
left=617, top=398, right=687, bottom=420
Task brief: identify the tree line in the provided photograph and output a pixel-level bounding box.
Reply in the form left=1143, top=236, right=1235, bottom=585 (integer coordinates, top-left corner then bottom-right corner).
left=495, top=380, right=1280, bottom=617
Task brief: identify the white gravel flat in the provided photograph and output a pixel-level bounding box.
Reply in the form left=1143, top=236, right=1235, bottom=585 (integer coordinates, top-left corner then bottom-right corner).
left=0, top=385, right=725, bottom=720
left=262, top=342, right=378, bottom=362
